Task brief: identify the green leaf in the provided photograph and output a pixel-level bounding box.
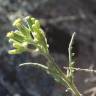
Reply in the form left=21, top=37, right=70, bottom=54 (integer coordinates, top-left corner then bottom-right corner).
left=19, top=62, right=48, bottom=72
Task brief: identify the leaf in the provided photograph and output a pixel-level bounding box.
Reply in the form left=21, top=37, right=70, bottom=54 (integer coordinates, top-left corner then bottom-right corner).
left=19, top=62, right=48, bottom=72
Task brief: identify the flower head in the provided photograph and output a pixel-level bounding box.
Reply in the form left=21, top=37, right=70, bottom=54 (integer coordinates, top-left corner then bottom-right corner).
left=6, top=16, right=49, bottom=54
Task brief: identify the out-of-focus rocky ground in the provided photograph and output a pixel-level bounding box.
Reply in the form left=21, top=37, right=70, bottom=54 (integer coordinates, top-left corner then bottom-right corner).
left=0, top=0, right=96, bottom=96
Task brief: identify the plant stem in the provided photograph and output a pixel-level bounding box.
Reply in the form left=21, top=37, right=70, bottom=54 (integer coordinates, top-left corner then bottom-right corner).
left=67, top=81, right=81, bottom=96
left=46, top=54, right=81, bottom=96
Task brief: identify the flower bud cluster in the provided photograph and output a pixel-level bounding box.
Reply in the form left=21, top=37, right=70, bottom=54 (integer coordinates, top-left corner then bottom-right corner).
left=6, top=16, right=49, bottom=54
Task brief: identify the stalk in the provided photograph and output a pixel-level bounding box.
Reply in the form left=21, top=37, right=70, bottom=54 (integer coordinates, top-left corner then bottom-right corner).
left=46, top=54, right=81, bottom=96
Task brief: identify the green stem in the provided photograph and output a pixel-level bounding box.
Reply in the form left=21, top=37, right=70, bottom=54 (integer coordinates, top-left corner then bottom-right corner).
left=67, top=81, right=81, bottom=96
left=46, top=54, right=81, bottom=96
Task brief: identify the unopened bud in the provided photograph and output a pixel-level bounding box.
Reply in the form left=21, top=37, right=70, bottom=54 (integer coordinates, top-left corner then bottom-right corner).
left=35, top=20, right=40, bottom=29
left=6, top=32, right=14, bottom=38
left=8, top=49, right=20, bottom=54
left=13, top=43, right=21, bottom=48
left=13, top=18, right=22, bottom=27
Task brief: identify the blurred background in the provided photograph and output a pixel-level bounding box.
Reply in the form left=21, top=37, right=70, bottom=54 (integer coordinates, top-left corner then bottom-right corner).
left=0, top=0, right=96, bottom=96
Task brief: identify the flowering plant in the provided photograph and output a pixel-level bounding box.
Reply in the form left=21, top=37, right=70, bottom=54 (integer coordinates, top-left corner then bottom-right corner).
left=6, top=16, right=81, bottom=96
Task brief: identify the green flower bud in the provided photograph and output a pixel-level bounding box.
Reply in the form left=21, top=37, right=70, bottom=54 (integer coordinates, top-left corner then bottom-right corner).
left=13, top=42, right=28, bottom=50
left=13, top=42, right=22, bottom=48
left=13, top=18, right=22, bottom=27
left=7, top=31, right=25, bottom=43
left=8, top=49, right=17, bottom=54
left=32, top=24, right=45, bottom=42
left=8, top=49, right=24, bottom=54
left=35, top=20, right=40, bottom=29
left=8, top=42, right=28, bottom=54
left=18, top=25, right=30, bottom=37
left=6, top=32, right=14, bottom=38
left=31, top=18, right=35, bottom=24
left=32, top=24, right=42, bottom=42
left=32, top=26, right=48, bottom=53
left=25, top=16, right=35, bottom=31
left=13, top=18, right=30, bottom=37
left=32, top=24, right=39, bottom=33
